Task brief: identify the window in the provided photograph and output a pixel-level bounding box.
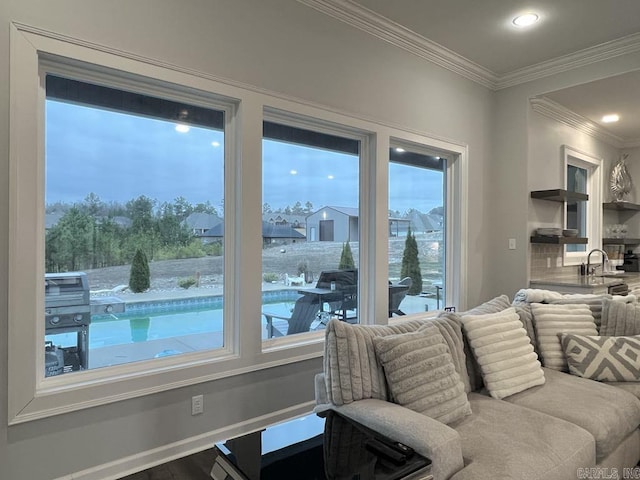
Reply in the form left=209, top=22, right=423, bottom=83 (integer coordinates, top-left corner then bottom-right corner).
left=9, top=24, right=467, bottom=423
left=44, top=75, right=226, bottom=376
left=261, top=119, right=361, bottom=338
left=388, top=144, right=447, bottom=314
left=563, top=146, right=602, bottom=264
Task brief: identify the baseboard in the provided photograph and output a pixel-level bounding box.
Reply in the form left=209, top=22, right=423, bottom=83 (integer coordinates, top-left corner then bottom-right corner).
left=55, top=401, right=316, bottom=480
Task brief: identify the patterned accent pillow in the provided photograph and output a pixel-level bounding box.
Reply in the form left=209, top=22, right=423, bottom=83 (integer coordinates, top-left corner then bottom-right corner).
left=600, top=299, right=640, bottom=336
left=531, top=303, right=598, bottom=371
left=373, top=324, right=472, bottom=424
left=560, top=333, right=640, bottom=382
left=460, top=307, right=545, bottom=399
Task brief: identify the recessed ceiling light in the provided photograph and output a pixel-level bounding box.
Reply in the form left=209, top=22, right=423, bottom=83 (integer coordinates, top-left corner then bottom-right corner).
left=175, top=124, right=190, bottom=133
left=513, top=13, right=539, bottom=27
left=602, top=114, right=620, bottom=123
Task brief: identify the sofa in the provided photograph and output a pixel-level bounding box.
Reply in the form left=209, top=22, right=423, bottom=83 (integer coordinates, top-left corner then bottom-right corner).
left=314, top=291, right=640, bottom=479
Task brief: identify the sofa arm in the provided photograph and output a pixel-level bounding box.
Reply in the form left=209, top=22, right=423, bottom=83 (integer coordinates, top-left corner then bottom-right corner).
left=323, top=398, right=464, bottom=480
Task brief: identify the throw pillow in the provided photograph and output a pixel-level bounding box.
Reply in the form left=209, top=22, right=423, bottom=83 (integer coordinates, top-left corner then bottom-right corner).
left=531, top=303, right=598, bottom=371
left=323, top=315, right=470, bottom=406
left=560, top=333, right=640, bottom=382
left=372, top=324, right=472, bottom=424
left=600, top=299, right=640, bottom=336
left=439, top=294, right=512, bottom=392
left=460, top=307, right=545, bottom=399
left=548, top=294, right=611, bottom=329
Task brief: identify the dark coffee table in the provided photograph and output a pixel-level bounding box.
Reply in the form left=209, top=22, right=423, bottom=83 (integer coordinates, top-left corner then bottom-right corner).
left=210, top=410, right=432, bottom=480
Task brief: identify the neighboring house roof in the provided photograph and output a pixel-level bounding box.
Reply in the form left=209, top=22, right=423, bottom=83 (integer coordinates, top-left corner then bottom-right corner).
left=307, top=206, right=359, bottom=218
left=183, top=212, right=222, bottom=231
left=407, top=211, right=443, bottom=231
left=263, top=213, right=307, bottom=226
left=202, top=222, right=306, bottom=239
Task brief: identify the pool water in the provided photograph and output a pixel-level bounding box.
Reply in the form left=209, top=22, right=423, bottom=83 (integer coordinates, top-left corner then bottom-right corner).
left=46, top=297, right=299, bottom=350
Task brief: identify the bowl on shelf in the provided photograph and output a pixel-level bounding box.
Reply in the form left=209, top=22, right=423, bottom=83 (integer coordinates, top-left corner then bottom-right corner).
left=536, top=227, right=563, bottom=237
left=562, top=229, right=579, bottom=237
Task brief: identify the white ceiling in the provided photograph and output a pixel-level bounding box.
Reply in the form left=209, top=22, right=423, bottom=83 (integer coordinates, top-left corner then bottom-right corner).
left=303, top=0, right=640, bottom=145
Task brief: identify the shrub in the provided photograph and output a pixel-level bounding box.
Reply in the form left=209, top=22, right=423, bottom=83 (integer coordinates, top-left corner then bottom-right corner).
left=178, top=276, right=197, bottom=289
left=129, top=249, right=150, bottom=293
left=263, top=272, right=279, bottom=283
left=338, top=242, right=355, bottom=270
left=400, top=227, right=423, bottom=295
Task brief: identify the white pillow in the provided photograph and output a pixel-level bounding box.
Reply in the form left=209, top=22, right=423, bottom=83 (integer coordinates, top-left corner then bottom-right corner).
left=460, top=307, right=545, bottom=399
left=531, top=303, right=598, bottom=371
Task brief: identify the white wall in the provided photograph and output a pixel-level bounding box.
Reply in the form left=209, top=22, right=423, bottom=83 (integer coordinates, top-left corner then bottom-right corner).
left=0, top=1, right=493, bottom=478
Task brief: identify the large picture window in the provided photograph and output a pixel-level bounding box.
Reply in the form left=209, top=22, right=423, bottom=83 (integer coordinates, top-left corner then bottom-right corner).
left=261, top=120, right=360, bottom=338
left=44, top=75, right=226, bottom=376
left=9, top=25, right=466, bottom=424
left=388, top=145, right=446, bottom=314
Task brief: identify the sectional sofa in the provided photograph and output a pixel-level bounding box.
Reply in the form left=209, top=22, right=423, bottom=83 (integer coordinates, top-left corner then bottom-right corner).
left=314, top=292, right=640, bottom=479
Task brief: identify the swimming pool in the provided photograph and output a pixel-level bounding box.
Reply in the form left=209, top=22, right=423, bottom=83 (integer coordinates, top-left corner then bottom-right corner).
left=46, top=290, right=302, bottom=350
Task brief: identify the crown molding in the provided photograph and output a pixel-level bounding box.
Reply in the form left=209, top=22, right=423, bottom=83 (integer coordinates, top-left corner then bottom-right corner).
left=296, top=0, right=498, bottom=89
left=530, top=97, right=624, bottom=148
left=298, top=0, right=640, bottom=91
left=497, top=32, right=640, bottom=89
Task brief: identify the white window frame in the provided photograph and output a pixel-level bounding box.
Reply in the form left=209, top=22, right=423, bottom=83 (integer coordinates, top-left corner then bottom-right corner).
left=562, top=145, right=602, bottom=266
left=8, top=23, right=468, bottom=424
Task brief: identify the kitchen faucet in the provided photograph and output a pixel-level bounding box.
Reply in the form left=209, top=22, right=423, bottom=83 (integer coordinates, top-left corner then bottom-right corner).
left=586, top=248, right=609, bottom=275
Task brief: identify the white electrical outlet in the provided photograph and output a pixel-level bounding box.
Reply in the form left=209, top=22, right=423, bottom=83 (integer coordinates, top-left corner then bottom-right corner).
left=508, top=238, right=516, bottom=250
left=192, top=394, right=204, bottom=415
left=547, top=257, right=551, bottom=268
left=556, top=257, right=562, bottom=268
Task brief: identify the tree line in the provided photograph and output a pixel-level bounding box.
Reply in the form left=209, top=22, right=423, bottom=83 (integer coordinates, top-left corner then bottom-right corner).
left=45, top=193, right=221, bottom=273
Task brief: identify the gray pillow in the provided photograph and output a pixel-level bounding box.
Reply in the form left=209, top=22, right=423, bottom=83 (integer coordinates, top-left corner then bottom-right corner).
left=560, top=333, right=640, bottom=382
left=600, top=299, right=640, bottom=336
left=373, top=324, right=472, bottom=425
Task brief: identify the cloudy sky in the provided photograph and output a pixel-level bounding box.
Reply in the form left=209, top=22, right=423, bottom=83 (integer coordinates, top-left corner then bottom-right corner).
left=46, top=100, right=443, bottom=214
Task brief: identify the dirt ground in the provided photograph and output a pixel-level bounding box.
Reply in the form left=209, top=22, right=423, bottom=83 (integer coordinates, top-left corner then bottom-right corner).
left=84, top=235, right=442, bottom=293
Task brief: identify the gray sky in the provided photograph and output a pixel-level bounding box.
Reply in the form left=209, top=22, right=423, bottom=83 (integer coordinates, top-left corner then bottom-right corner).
left=46, top=100, right=443, bottom=214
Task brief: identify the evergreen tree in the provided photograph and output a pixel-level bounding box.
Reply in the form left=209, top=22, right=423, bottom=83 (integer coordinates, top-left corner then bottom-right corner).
left=338, top=242, right=355, bottom=270
left=400, top=227, right=422, bottom=295
left=129, top=248, right=150, bottom=293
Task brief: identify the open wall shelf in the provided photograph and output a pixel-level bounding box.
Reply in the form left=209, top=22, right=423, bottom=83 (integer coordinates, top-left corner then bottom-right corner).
left=603, top=238, right=640, bottom=245
left=603, top=202, right=640, bottom=211
left=531, top=189, right=588, bottom=202
left=530, top=236, right=588, bottom=245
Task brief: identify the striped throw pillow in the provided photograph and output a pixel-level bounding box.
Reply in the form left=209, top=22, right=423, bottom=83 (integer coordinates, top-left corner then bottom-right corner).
left=531, top=303, right=598, bottom=371
left=460, top=307, right=545, bottom=399
left=560, top=333, right=640, bottom=382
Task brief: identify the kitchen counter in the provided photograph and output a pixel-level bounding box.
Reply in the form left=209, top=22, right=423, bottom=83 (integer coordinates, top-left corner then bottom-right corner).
left=530, top=272, right=640, bottom=294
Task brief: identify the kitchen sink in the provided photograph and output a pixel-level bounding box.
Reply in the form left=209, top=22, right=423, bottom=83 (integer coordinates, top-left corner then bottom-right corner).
left=597, top=272, right=631, bottom=278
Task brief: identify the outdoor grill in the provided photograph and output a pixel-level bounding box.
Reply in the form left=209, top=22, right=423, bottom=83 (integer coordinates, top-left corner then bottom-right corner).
left=45, top=272, right=125, bottom=377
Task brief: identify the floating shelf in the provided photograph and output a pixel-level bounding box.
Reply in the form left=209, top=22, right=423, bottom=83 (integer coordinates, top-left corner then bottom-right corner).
left=602, top=202, right=640, bottom=211
left=603, top=238, right=640, bottom=245
left=530, top=236, right=588, bottom=245
left=531, top=189, right=589, bottom=202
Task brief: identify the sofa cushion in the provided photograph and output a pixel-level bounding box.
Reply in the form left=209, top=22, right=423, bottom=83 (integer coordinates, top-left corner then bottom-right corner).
left=560, top=333, right=640, bottom=382
left=448, top=393, right=594, bottom=480
left=600, top=299, right=640, bottom=336
left=531, top=303, right=598, bottom=371
left=504, top=368, right=640, bottom=461
left=603, top=381, right=640, bottom=400
left=460, top=307, right=545, bottom=399
left=323, top=314, right=470, bottom=406
left=373, top=324, right=472, bottom=424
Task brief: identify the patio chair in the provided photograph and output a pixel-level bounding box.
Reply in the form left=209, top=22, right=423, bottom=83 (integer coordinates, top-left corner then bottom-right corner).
left=263, top=294, right=322, bottom=338
left=388, top=277, right=411, bottom=316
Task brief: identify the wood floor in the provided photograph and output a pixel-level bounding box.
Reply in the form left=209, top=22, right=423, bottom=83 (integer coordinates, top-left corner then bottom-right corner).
left=118, top=447, right=216, bottom=480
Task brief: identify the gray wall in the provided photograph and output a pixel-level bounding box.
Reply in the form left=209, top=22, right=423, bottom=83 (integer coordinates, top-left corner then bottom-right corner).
left=490, top=54, right=640, bottom=299
left=0, top=1, right=493, bottom=478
